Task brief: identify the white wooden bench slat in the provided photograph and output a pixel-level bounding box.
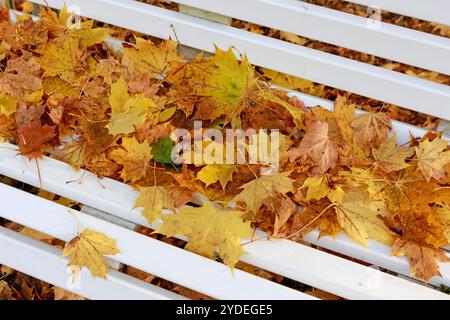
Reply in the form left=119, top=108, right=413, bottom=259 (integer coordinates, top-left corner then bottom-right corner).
left=345, top=0, right=450, bottom=26
left=171, top=0, right=450, bottom=75
left=0, top=183, right=313, bottom=300
left=0, top=142, right=447, bottom=299
left=303, top=231, right=450, bottom=289
left=0, top=227, right=185, bottom=300
left=243, top=234, right=449, bottom=299
left=27, top=0, right=450, bottom=120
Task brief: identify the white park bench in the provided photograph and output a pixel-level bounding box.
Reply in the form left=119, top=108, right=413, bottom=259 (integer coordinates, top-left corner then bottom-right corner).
left=0, top=0, right=449, bottom=300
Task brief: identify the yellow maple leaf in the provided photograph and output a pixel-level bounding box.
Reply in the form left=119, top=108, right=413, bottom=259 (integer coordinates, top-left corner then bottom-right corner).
left=302, top=176, right=345, bottom=203
left=70, top=20, right=110, bottom=48
left=261, top=68, right=313, bottom=90
left=333, top=97, right=365, bottom=160
left=197, top=47, right=256, bottom=117
left=62, top=229, right=120, bottom=279
left=168, top=52, right=215, bottom=86
left=391, top=238, right=450, bottom=282
left=338, top=167, right=385, bottom=201
left=40, top=36, right=83, bottom=82
left=107, top=76, right=159, bottom=135
left=134, top=186, right=175, bottom=225
left=437, top=206, right=450, bottom=243
left=110, top=137, right=152, bottom=183
left=197, top=164, right=236, bottom=190
left=155, top=201, right=252, bottom=268
left=335, top=196, right=395, bottom=246
left=0, top=41, right=10, bottom=61
left=0, top=93, right=17, bottom=117
left=372, top=134, right=414, bottom=172
left=415, top=138, right=450, bottom=182
left=56, top=4, right=110, bottom=47
left=123, top=37, right=183, bottom=77
left=233, top=171, right=294, bottom=213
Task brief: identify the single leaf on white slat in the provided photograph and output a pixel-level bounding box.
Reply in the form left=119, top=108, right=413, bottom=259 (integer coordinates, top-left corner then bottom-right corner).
left=0, top=227, right=185, bottom=300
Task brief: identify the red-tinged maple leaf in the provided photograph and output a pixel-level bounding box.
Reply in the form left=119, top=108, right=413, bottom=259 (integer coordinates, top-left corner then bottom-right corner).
left=17, top=121, right=56, bottom=158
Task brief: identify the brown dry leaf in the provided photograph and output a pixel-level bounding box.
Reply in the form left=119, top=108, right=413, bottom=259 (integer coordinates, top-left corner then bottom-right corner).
left=288, top=121, right=338, bottom=175
left=334, top=96, right=356, bottom=144
left=53, top=287, right=86, bottom=300
left=401, top=208, right=448, bottom=248
left=17, top=121, right=56, bottom=158
left=391, top=238, right=450, bottom=282
left=351, top=112, right=392, bottom=154
left=265, top=193, right=297, bottom=236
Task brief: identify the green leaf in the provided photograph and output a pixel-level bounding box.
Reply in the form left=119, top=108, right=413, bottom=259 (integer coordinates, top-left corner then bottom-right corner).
left=158, top=107, right=177, bottom=123
left=152, top=137, right=175, bottom=164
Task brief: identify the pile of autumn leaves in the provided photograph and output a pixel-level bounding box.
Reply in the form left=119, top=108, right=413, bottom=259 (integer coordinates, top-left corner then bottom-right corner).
left=0, top=7, right=449, bottom=283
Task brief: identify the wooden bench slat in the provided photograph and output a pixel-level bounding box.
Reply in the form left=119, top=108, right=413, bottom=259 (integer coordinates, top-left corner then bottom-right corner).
left=0, top=227, right=186, bottom=300
left=172, top=0, right=450, bottom=75
left=26, top=0, right=450, bottom=120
